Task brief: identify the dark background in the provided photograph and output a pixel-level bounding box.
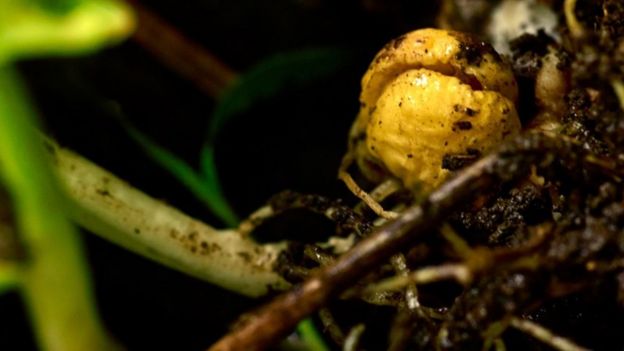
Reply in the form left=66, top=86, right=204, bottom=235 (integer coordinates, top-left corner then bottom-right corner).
left=0, top=1, right=439, bottom=350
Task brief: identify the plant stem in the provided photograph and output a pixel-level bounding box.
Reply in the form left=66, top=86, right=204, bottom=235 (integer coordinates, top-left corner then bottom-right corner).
left=0, top=65, right=118, bottom=351
left=51, top=137, right=327, bottom=348
left=47, top=139, right=289, bottom=297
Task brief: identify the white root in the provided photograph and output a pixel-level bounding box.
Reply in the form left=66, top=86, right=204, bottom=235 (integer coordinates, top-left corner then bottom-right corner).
left=365, top=263, right=472, bottom=294
left=510, top=317, right=590, bottom=351
left=338, top=153, right=399, bottom=220
left=48, top=140, right=289, bottom=297
left=390, top=254, right=420, bottom=311
left=342, top=324, right=366, bottom=351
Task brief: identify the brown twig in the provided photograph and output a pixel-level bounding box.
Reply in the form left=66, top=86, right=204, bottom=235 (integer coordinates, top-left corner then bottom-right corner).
left=128, top=1, right=238, bottom=98
left=207, top=132, right=572, bottom=351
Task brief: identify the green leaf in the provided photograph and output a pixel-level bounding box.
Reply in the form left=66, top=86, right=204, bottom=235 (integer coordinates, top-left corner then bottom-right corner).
left=120, top=120, right=238, bottom=227
left=0, top=0, right=135, bottom=64
left=206, top=47, right=352, bottom=143
left=197, top=145, right=239, bottom=226
left=0, top=65, right=117, bottom=351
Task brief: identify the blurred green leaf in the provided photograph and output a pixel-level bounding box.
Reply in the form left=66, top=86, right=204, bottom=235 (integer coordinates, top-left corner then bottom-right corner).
left=0, top=0, right=133, bottom=347
left=205, top=47, right=352, bottom=142
left=0, top=65, right=117, bottom=350
left=0, top=0, right=135, bottom=64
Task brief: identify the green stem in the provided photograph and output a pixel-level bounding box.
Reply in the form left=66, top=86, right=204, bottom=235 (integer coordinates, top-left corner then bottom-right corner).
left=297, top=318, right=331, bottom=351
left=0, top=65, right=118, bottom=351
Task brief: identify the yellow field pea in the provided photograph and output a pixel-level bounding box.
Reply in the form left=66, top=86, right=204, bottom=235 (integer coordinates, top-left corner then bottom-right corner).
left=349, top=28, right=521, bottom=193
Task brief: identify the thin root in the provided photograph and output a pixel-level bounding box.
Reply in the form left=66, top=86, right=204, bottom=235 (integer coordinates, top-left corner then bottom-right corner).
left=493, top=338, right=507, bottom=351
left=390, top=254, right=421, bottom=311
left=366, top=263, right=472, bottom=294
left=369, top=178, right=403, bottom=201
left=238, top=205, right=274, bottom=236
left=342, top=324, right=366, bottom=351
left=564, top=0, right=585, bottom=39
left=319, top=308, right=345, bottom=346
left=510, top=317, right=590, bottom=351
left=482, top=319, right=510, bottom=351
left=338, top=154, right=399, bottom=220
left=611, top=79, right=624, bottom=111
left=440, top=223, right=473, bottom=259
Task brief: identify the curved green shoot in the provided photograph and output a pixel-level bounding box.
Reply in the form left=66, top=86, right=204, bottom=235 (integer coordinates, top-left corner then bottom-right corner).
left=120, top=120, right=239, bottom=227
